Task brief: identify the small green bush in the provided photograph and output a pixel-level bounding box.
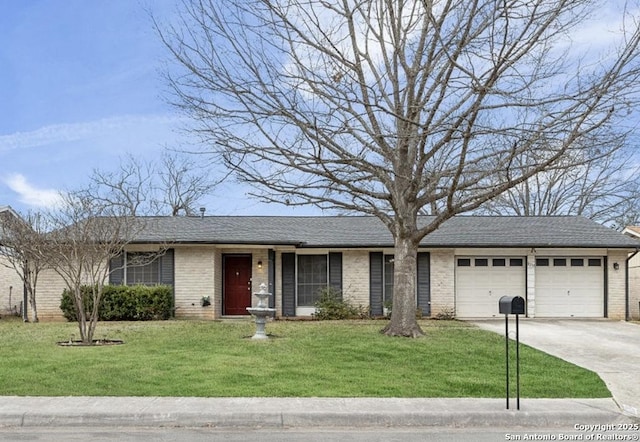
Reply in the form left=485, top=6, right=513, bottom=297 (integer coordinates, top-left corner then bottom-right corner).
left=60, top=285, right=174, bottom=322
left=433, top=306, right=456, bottom=320
left=60, top=287, right=91, bottom=322
left=314, top=287, right=367, bottom=320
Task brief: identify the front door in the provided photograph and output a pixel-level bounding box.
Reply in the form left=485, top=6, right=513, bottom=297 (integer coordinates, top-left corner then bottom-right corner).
left=223, top=255, right=252, bottom=315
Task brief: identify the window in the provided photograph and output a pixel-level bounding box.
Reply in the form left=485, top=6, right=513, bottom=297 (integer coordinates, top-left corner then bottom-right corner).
left=384, top=255, right=394, bottom=304
left=457, top=258, right=471, bottom=267
left=126, top=252, right=160, bottom=285
left=571, top=258, right=584, bottom=267
left=109, top=249, right=174, bottom=287
left=536, top=258, right=549, bottom=266
left=588, top=258, right=602, bottom=267
left=475, top=258, right=488, bottom=267
left=510, top=258, right=524, bottom=266
left=493, top=258, right=506, bottom=267
left=553, top=258, right=566, bottom=267
left=297, top=255, right=328, bottom=306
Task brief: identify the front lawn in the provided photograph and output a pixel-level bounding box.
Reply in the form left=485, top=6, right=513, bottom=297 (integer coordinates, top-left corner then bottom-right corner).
left=0, top=319, right=610, bottom=398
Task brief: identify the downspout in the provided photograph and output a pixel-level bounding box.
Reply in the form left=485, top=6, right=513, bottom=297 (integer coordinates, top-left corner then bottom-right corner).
left=22, top=282, right=28, bottom=322
left=22, top=259, right=28, bottom=322
left=625, top=248, right=640, bottom=322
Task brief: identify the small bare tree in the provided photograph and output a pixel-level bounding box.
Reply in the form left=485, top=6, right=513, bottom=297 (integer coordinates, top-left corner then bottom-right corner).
left=159, top=0, right=640, bottom=336
left=45, top=193, right=143, bottom=344
left=0, top=208, right=48, bottom=323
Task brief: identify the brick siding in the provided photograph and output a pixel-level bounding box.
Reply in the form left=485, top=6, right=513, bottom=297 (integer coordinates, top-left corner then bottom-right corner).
left=428, top=249, right=455, bottom=317
left=0, top=257, right=24, bottom=317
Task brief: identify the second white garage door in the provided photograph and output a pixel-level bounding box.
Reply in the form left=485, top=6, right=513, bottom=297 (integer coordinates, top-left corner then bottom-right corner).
left=534, top=257, right=604, bottom=317
left=456, top=257, right=526, bottom=318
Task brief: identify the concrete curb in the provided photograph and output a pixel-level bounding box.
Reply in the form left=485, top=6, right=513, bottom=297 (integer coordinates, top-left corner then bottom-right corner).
left=0, top=397, right=633, bottom=428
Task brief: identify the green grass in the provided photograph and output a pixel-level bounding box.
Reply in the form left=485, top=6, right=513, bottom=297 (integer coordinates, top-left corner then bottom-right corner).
left=0, top=318, right=610, bottom=398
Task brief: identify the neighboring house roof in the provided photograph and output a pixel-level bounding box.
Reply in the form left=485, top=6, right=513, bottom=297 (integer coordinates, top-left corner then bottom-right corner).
left=0, top=205, right=22, bottom=241
left=623, top=226, right=640, bottom=239
left=130, top=215, right=640, bottom=249
left=0, top=206, right=20, bottom=223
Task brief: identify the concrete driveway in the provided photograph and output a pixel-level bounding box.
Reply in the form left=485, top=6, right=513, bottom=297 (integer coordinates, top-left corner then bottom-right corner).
left=472, top=319, right=640, bottom=417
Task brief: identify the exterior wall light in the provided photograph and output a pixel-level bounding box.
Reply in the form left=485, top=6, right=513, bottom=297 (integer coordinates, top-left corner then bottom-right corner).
left=613, top=262, right=620, bottom=270
left=257, top=261, right=263, bottom=270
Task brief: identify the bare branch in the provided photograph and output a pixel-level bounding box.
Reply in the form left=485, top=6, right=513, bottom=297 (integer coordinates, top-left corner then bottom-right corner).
left=159, top=0, right=640, bottom=336
left=0, top=209, right=49, bottom=322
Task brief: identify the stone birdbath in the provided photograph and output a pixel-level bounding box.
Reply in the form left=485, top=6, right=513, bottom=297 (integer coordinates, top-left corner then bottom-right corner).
left=246, top=283, right=276, bottom=340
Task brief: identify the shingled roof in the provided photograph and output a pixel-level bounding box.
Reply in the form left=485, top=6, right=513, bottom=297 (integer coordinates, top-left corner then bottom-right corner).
left=130, top=215, right=640, bottom=249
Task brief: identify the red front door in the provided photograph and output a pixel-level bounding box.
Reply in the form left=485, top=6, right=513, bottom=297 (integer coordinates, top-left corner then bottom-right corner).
left=223, top=255, right=252, bottom=315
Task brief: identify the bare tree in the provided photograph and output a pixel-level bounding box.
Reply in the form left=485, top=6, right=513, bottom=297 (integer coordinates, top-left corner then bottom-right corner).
left=0, top=209, right=48, bottom=323
left=158, top=0, right=640, bottom=336
left=611, top=196, right=640, bottom=231
left=87, top=154, right=155, bottom=216
left=478, top=144, right=640, bottom=225
left=157, top=152, right=221, bottom=216
left=45, top=193, right=143, bottom=344
left=86, top=152, right=220, bottom=216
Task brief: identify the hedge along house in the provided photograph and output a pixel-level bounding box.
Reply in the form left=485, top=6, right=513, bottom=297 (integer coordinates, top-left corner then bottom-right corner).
left=33, top=215, right=640, bottom=321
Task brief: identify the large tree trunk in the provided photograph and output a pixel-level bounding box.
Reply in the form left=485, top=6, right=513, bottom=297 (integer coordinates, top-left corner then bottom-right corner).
left=381, top=235, right=425, bottom=338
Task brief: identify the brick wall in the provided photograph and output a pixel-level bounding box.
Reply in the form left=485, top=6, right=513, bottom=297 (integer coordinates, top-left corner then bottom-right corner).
left=174, top=246, right=216, bottom=320
left=629, top=253, right=640, bottom=320
left=429, top=249, right=455, bottom=317
left=213, top=249, right=223, bottom=318
left=34, top=269, right=67, bottom=321
left=526, top=253, right=537, bottom=318
left=608, top=250, right=629, bottom=320
left=0, top=257, right=23, bottom=316
left=342, top=250, right=370, bottom=309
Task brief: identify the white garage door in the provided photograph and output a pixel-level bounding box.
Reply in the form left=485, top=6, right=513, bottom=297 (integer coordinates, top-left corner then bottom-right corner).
left=456, top=257, right=526, bottom=318
left=534, top=257, right=604, bottom=317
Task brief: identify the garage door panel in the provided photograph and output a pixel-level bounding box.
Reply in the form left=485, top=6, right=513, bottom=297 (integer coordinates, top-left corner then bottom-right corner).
left=535, top=257, right=603, bottom=317
left=456, top=257, right=525, bottom=318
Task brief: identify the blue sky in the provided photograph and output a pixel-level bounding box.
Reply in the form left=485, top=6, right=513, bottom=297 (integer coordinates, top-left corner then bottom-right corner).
left=0, top=1, right=636, bottom=217
left=0, top=0, right=320, bottom=216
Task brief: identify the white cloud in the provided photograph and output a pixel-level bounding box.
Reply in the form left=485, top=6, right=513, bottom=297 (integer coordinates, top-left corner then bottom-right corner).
left=4, top=173, right=63, bottom=208
left=0, top=114, right=187, bottom=153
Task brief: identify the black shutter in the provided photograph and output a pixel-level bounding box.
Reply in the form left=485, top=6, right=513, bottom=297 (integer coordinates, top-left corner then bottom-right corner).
left=109, top=254, right=124, bottom=285
left=417, top=252, right=431, bottom=316
left=268, top=249, right=276, bottom=312
left=160, top=249, right=175, bottom=286
left=328, top=252, right=343, bottom=296
left=369, top=252, right=383, bottom=316
left=282, top=253, right=296, bottom=317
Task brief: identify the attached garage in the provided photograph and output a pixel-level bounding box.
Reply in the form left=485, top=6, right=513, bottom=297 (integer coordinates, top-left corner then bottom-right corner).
left=455, top=256, right=526, bottom=318
left=534, top=257, right=604, bottom=317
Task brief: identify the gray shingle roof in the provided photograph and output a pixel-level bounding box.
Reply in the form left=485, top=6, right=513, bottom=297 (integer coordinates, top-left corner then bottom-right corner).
left=130, top=215, right=640, bottom=249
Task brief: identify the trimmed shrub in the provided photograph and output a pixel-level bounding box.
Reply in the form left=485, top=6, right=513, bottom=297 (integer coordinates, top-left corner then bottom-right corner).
left=60, top=287, right=92, bottom=322
left=313, top=287, right=367, bottom=320
left=60, top=285, right=174, bottom=322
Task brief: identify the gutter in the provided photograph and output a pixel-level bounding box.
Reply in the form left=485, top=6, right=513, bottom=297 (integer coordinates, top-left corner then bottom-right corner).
left=625, top=248, right=640, bottom=321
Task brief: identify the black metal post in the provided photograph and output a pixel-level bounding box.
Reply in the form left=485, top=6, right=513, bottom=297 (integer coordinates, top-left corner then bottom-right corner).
left=505, top=314, right=509, bottom=410
left=516, top=313, right=520, bottom=410
left=22, top=263, right=28, bottom=322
